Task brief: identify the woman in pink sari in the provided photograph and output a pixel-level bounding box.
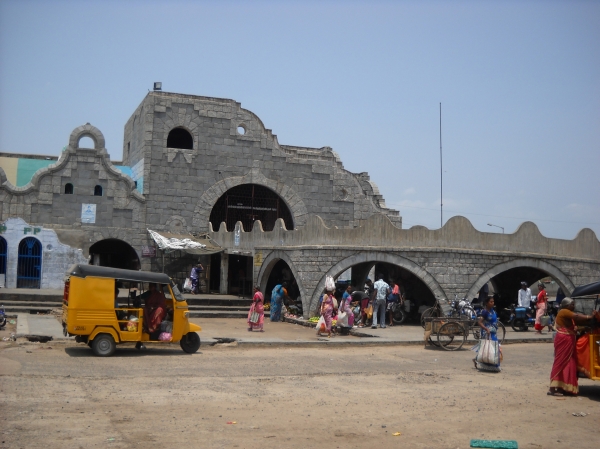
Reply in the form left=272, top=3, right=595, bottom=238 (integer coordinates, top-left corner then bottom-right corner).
left=534, top=282, right=550, bottom=334
left=548, top=298, right=598, bottom=396
left=247, top=286, right=265, bottom=332
left=319, top=289, right=335, bottom=338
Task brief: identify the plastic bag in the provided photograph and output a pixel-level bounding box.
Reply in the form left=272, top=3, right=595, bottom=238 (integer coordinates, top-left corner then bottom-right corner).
left=160, top=320, right=173, bottom=333
left=337, top=311, right=349, bottom=328
left=316, top=315, right=326, bottom=334
left=476, top=338, right=500, bottom=365
left=366, top=304, right=373, bottom=319
left=183, top=277, right=192, bottom=292
left=158, top=332, right=172, bottom=341
left=325, top=275, right=335, bottom=292
left=126, top=320, right=138, bottom=332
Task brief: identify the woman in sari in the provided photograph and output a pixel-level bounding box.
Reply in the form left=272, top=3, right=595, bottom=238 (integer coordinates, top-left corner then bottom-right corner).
left=548, top=298, right=598, bottom=396
left=318, top=288, right=335, bottom=338
left=473, top=296, right=501, bottom=372
left=270, top=282, right=287, bottom=322
left=247, top=286, right=265, bottom=332
left=534, top=282, right=550, bottom=334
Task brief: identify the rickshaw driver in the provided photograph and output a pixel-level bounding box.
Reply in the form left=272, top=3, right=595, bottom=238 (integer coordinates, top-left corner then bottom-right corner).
left=140, top=283, right=168, bottom=339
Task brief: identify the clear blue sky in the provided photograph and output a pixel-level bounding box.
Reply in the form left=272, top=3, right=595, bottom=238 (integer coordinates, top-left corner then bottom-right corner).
left=1, top=0, right=598, bottom=240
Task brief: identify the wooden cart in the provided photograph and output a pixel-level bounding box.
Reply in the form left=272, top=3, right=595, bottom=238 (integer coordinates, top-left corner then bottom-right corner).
left=424, top=317, right=468, bottom=351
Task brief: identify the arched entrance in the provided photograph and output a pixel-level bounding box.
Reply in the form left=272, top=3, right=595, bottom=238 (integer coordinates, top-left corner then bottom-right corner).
left=209, top=184, right=294, bottom=232
left=89, top=239, right=140, bottom=271
left=17, top=237, right=42, bottom=288
left=309, top=252, right=444, bottom=318
left=263, top=259, right=302, bottom=316
left=467, top=259, right=575, bottom=312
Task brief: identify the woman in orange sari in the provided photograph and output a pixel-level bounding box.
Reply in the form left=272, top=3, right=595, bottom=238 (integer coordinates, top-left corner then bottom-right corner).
left=548, top=298, right=598, bottom=396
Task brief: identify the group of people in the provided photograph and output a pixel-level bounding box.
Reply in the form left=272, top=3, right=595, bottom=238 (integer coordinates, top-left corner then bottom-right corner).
left=517, top=281, right=555, bottom=333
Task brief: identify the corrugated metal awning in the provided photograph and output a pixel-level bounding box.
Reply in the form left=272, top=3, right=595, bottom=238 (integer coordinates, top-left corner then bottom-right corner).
left=147, top=229, right=223, bottom=255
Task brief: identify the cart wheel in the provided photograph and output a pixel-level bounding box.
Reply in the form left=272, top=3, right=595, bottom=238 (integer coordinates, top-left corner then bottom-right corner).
left=428, top=335, right=440, bottom=347
left=437, top=322, right=466, bottom=351
left=421, top=307, right=439, bottom=328
left=180, top=332, right=201, bottom=354
left=472, top=324, right=482, bottom=341
left=91, top=334, right=116, bottom=357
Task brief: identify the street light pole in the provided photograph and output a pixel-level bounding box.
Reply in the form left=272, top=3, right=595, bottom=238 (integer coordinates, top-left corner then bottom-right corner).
left=440, top=102, right=443, bottom=228
left=487, top=223, right=504, bottom=234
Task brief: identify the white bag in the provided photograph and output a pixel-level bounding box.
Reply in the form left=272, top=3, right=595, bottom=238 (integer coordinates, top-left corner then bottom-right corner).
left=183, top=277, right=192, bottom=292
left=476, top=338, right=500, bottom=365
left=325, top=275, right=335, bottom=292
left=337, top=311, right=349, bottom=328
left=315, top=315, right=327, bottom=334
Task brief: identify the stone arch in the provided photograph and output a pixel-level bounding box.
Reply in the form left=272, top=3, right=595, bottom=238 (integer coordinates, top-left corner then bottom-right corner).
left=69, top=123, right=105, bottom=150
left=309, top=251, right=446, bottom=317
left=466, top=258, right=576, bottom=300
left=193, top=168, right=308, bottom=232
left=257, top=250, right=307, bottom=307
left=167, top=126, right=194, bottom=150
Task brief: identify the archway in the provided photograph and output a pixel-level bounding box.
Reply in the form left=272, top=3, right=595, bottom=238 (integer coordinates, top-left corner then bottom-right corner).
left=89, top=239, right=140, bottom=271
left=467, top=258, right=575, bottom=311
left=309, top=251, right=444, bottom=318
left=17, top=237, right=42, bottom=288
left=258, top=252, right=303, bottom=317
left=209, top=183, right=294, bottom=232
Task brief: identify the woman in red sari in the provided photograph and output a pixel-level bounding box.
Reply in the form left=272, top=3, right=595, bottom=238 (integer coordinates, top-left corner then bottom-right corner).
left=534, top=282, right=552, bottom=334
left=247, top=286, right=265, bottom=332
left=548, top=298, right=598, bottom=396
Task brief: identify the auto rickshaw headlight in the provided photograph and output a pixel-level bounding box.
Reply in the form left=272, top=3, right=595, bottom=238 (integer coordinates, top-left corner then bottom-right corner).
left=184, top=311, right=189, bottom=318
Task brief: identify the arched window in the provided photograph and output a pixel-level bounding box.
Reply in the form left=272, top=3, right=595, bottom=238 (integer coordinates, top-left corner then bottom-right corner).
left=64, top=183, right=73, bottom=194
left=94, top=185, right=103, bottom=196
left=167, top=127, right=193, bottom=149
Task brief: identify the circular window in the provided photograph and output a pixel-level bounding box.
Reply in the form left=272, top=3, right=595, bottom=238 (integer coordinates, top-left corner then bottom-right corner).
left=237, top=125, right=246, bottom=135
left=46, top=244, right=53, bottom=250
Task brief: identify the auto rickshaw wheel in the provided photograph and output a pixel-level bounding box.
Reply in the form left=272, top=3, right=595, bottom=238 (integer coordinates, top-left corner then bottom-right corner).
left=180, top=332, right=201, bottom=354
left=92, top=334, right=116, bottom=357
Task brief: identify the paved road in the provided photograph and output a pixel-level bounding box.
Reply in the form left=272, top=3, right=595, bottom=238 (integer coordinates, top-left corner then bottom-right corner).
left=0, top=338, right=598, bottom=449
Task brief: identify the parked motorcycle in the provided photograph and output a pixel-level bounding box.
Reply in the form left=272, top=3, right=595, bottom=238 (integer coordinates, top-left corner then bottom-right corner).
left=392, top=299, right=426, bottom=324
left=507, top=301, right=557, bottom=331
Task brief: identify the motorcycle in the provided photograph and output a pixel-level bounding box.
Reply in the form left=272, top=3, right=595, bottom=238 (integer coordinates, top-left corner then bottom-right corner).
left=507, top=301, right=557, bottom=332
left=392, top=298, right=427, bottom=324
left=448, top=296, right=477, bottom=320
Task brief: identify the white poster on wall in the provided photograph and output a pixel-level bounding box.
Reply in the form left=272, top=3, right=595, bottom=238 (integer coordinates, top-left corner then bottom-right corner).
left=81, top=204, right=97, bottom=223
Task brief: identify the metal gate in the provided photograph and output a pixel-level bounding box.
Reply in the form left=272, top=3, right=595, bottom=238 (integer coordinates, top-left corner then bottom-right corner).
left=0, top=236, right=7, bottom=287
left=17, top=237, right=42, bottom=289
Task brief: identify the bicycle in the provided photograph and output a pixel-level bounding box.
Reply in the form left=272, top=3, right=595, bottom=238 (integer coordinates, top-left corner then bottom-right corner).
left=420, top=297, right=453, bottom=328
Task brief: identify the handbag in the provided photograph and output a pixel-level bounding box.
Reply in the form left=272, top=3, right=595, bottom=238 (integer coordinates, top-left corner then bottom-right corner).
left=250, top=311, right=260, bottom=324
left=476, top=337, right=500, bottom=365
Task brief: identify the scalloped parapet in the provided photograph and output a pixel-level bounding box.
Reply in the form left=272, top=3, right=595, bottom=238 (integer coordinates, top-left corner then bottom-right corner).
left=210, top=213, right=600, bottom=261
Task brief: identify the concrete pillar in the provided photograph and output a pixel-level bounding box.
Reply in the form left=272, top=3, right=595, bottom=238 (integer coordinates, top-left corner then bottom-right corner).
left=220, top=252, right=229, bottom=294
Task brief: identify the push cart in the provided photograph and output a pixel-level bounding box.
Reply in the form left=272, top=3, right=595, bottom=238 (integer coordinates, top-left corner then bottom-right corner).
left=424, top=317, right=468, bottom=351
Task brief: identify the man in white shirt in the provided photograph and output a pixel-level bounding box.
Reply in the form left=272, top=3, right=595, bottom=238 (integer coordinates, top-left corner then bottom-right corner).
left=517, top=282, right=531, bottom=308
left=372, top=274, right=390, bottom=329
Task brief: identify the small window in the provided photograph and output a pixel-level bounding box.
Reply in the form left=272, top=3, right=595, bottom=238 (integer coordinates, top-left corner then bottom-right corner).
left=167, top=127, right=193, bottom=149
left=94, top=185, right=103, bottom=196
left=64, top=183, right=73, bottom=194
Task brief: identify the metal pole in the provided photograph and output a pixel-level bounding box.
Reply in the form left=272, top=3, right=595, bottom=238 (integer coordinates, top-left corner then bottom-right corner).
left=440, top=102, right=443, bottom=228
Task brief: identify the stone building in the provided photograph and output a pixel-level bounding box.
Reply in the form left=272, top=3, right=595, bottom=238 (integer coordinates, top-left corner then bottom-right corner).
left=1, top=90, right=599, bottom=317
left=0, top=90, right=401, bottom=293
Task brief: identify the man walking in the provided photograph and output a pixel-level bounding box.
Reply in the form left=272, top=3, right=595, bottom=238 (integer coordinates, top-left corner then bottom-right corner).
left=517, top=281, right=531, bottom=308
left=190, top=263, right=204, bottom=294
left=372, top=274, right=390, bottom=329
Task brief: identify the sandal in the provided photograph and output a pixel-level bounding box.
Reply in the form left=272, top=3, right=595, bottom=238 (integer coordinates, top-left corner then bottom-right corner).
left=547, top=390, right=563, bottom=396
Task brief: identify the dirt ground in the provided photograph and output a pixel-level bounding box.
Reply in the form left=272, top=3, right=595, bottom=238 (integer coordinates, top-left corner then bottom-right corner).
left=0, top=333, right=598, bottom=449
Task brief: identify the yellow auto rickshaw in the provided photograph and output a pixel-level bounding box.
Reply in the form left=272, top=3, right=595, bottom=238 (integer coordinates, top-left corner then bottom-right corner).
left=62, top=264, right=201, bottom=357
